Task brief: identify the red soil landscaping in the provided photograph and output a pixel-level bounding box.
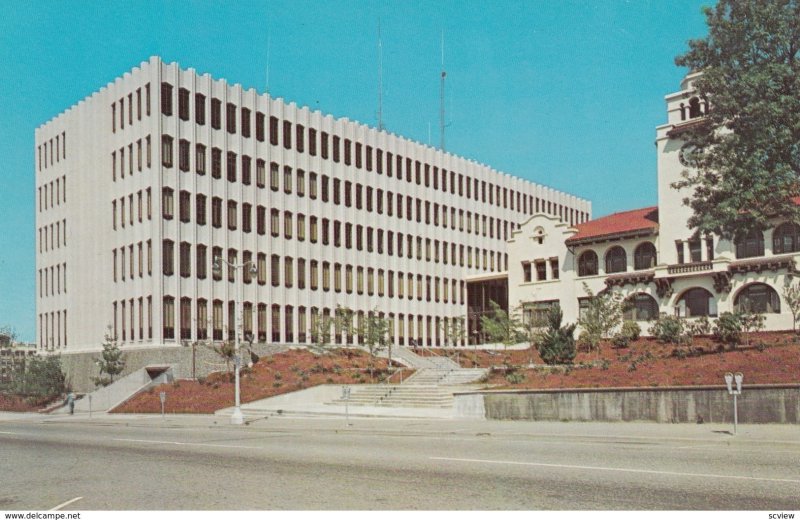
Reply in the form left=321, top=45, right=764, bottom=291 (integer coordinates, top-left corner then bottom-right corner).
left=112, top=348, right=398, bottom=414
left=436, top=331, right=800, bottom=389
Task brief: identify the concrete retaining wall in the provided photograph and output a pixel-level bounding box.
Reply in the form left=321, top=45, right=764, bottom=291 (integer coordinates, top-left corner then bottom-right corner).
left=60, top=343, right=290, bottom=393
left=454, top=385, right=800, bottom=424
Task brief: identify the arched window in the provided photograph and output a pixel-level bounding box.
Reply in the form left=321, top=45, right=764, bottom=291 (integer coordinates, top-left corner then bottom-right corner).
left=735, top=229, right=764, bottom=259
left=578, top=250, right=598, bottom=277
left=735, top=283, right=780, bottom=314
left=688, top=97, right=702, bottom=118
left=605, top=246, right=627, bottom=274
left=677, top=287, right=716, bottom=317
left=634, top=242, right=657, bottom=270
left=772, top=222, right=800, bottom=254
left=623, top=293, right=659, bottom=321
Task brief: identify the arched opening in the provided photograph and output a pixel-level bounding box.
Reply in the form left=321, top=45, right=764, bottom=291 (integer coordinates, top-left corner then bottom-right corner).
left=735, top=229, right=764, bottom=259
left=735, top=283, right=780, bottom=313
left=772, top=222, right=800, bottom=254
left=623, top=293, right=659, bottom=321
left=578, top=250, right=598, bottom=277
left=677, top=287, right=716, bottom=317
left=605, top=246, right=627, bottom=274
left=634, top=242, right=657, bottom=270
left=688, top=97, right=702, bottom=118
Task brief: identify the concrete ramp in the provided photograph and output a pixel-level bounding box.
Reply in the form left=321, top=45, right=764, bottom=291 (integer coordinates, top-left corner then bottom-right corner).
left=52, top=365, right=175, bottom=414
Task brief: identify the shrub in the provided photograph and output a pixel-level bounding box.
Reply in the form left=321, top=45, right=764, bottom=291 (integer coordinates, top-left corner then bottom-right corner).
left=536, top=306, right=577, bottom=365
left=505, top=372, right=526, bottom=384
left=612, top=320, right=641, bottom=348
left=713, top=312, right=742, bottom=346
left=649, top=314, right=684, bottom=344
left=686, top=316, right=711, bottom=337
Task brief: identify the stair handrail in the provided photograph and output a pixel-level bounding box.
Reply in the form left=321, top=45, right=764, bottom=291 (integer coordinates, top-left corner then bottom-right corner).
left=384, top=367, right=406, bottom=385
left=408, top=341, right=461, bottom=368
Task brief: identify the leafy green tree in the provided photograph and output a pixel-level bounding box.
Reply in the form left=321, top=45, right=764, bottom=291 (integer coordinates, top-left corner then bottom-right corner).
left=536, top=306, right=577, bottom=365
left=673, top=0, right=800, bottom=240
left=14, top=355, right=66, bottom=401
left=479, top=300, right=525, bottom=346
left=445, top=317, right=467, bottom=348
left=94, top=329, right=126, bottom=387
left=577, top=284, right=625, bottom=353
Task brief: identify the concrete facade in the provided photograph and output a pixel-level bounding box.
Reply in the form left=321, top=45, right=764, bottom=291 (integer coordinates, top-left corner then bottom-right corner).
left=506, top=72, right=798, bottom=333
left=35, top=56, right=590, bottom=357
left=456, top=385, right=800, bottom=424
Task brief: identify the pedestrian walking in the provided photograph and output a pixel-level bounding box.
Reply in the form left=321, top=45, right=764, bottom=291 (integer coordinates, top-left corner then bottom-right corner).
left=66, top=391, right=75, bottom=415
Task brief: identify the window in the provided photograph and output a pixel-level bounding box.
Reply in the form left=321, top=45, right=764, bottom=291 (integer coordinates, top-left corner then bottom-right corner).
left=270, top=162, right=279, bottom=191
left=284, top=211, right=293, bottom=239
left=689, top=238, right=702, bottom=262
left=257, top=206, right=266, bottom=235
left=211, top=197, right=222, bottom=228
left=178, top=88, right=189, bottom=120
left=677, top=287, right=716, bottom=317
left=284, top=257, right=293, bottom=288
left=162, top=188, right=174, bottom=220
left=213, top=300, right=223, bottom=340
left=634, top=242, right=657, bottom=270
left=211, top=98, right=222, bottom=129
left=160, top=83, right=173, bottom=116
left=578, top=250, right=598, bottom=276
left=309, top=172, right=317, bottom=199
left=162, top=240, right=174, bottom=276
left=241, top=107, right=251, bottom=137
left=283, top=167, right=292, bottom=194
left=308, top=128, right=317, bottom=156
left=195, top=144, right=206, bottom=174
left=735, top=283, right=780, bottom=314
left=226, top=152, right=237, bottom=182
left=211, top=148, right=222, bottom=178
left=271, top=255, right=280, bottom=287
left=605, top=246, right=626, bottom=274
left=297, top=169, right=305, bottom=197
left=161, top=135, right=173, bottom=167
left=195, top=93, right=206, bottom=125
left=271, top=209, right=280, bottom=237
left=242, top=155, right=251, bottom=185
left=197, top=245, right=207, bottom=279
left=180, top=242, right=191, bottom=278
left=773, top=222, right=800, bottom=254
left=283, top=120, right=292, bottom=149
left=257, top=254, right=267, bottom=285
left=226, top=103, right=236, bottom=133
left=297, top=258, right=306, bottom=289
left=197, top=299, right=208, bottom=340
left=256, top=160, right=266, bottom=188
left=623, top=293, right=659, bottom=321
left=227, top=249, right=238, bottom=282
left=256, top=112, right=265, bottom=141
left=163, top=296, right=175, bottom=339
left=179, top=191, right=190, bottom=223
left=227, top=200, right=237, bottom=230
left=296, top=124, right=304, bottom=152
left=736, top=230, right=764, bottom=259
left=269, top=117, right=279, bottom=145
left=535, top=261, right=546, bottom=281
left=242, top=203, right=252, bottom=233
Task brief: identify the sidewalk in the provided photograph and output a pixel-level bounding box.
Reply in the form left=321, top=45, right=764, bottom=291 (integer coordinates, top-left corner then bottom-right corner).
left=10, top=409, right=799, bottom=447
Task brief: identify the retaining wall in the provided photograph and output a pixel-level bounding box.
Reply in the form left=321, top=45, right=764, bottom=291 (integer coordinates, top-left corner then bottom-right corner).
left=59, top=343, right=290, bottom=393
left=454, top=385, right=800, bottom=424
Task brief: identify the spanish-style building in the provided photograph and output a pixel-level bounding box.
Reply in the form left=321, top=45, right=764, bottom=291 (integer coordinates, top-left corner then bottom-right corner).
left=505, top=72, right=795, bottom=333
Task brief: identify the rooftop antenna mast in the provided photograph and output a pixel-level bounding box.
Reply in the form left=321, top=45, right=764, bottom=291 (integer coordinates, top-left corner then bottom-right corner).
left=440, top=30, right=446, bottom=151
left=265, top=29, right=271, bottom=94
left=377, top=19, right=385, bottom=131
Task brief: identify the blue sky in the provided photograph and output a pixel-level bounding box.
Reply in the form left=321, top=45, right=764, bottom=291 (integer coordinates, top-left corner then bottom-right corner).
left=0, top=0, right=709, bottom=341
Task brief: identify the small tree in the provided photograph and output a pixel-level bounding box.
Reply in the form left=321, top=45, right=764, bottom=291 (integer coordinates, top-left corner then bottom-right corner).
left=335, top=305, right=355, bottom=345
left=356, top=310, right=392, bottom=376
left=445, top=317, right=467, bottom=348
left=713, top=312, right=742, bottom=347
left=577, top=284, right=625, bottom=353
left=738, top=304, right=765, bottom=348
left=479, top=300, right=525, bottom=347
left=649, top=313, right=685, bottom=344
left=94, top=329, right=126, bottom=387
left=309, top=312, right=333, bottom=353
left=783, top=281, right=800, bottom=333
left=536, top=306, right=576, bottom=365
left=213, top=340, right=236, bottom=374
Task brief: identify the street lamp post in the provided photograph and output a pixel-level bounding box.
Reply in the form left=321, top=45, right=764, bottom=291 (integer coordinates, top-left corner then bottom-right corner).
left=213, top=256, right=257, bottom=425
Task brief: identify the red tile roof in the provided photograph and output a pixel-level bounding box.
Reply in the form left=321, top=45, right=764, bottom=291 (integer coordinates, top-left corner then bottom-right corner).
left=566, top=206, right=659, bottom=245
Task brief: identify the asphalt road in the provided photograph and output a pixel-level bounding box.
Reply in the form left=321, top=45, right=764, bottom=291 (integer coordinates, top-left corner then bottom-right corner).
left=0, top=414, right=798, bottom=510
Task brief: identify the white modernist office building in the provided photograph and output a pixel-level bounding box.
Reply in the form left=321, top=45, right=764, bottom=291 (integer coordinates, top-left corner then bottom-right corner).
left=507, top=72, right=798, bottom=332
left=35, top=56, right=591, bottom=354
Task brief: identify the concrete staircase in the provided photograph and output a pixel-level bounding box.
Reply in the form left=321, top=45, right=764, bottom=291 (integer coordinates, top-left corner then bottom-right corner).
left=329, top=384, right=456, bottom=408
left=390, top=345, right=461, bottom=370
left=404, top=367, right=487, bottom=386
